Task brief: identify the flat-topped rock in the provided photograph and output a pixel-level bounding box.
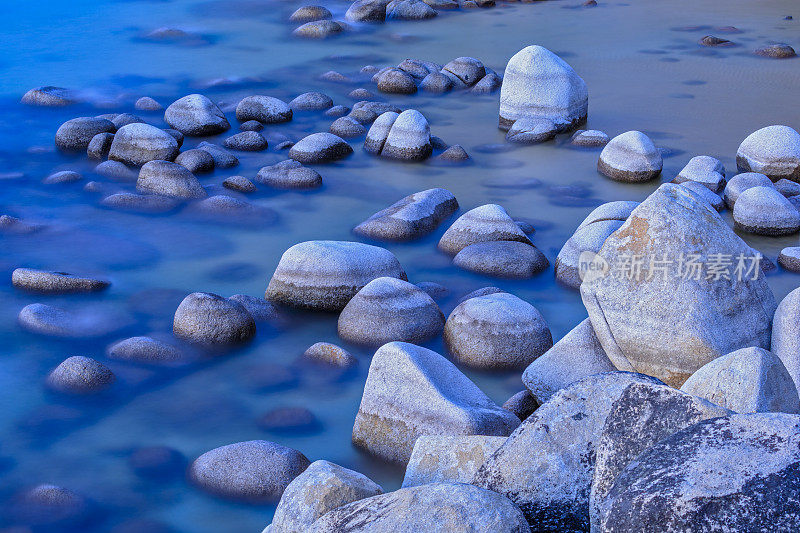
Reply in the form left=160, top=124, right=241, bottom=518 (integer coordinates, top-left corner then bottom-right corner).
left=571, top=129, right=609, bottom=147
left=438, top=204, right=531, bottom=256
left=12, top=268, right=109, bottom=294
left=354, top=188, right=458, bottom=241
left=598, top=131, right=663, bottom=182
left=164, top=94, right=230, bottom=136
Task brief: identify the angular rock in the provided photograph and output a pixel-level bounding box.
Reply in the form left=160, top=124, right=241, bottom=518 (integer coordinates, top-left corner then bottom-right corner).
left=266, top=241, right=407, bottom=311
left=255, top=160, right=322, bottom=189
left=338, top=277, right=444, bottom=346
left=598, top=130, right=663, bottom=182
left=581, top=183, right=777, bottom=387
left=402, top=435, right=506, bottom=488
left=136, top=160, right=206, bottom=199
left=46, top=356, right=115, bottom=394
left=499, top=45, right=587, bottom=131
left=723, top=171, right=774, bottom=209
left=502, top=390, right=538, bottom=420
left=55, top=117, right=115, bottom=151
left=673, top=154, right=726, bottom=192
left=189, top=440, right=310, bottom=503
left=736, top=125, right=800, bottom=181
left=354, top=187, right=458, bottom=241
left=109, top=123, right=179, bottom=166
left=678, top=181, right=726, bottom=211
left=438, top=204, right=531, bottom=256
left=289, top=132, right=353, bottom=163
left=173, top=292, right=256, bottom=345
left=12, top=268, right=109, bottom=294
left=352, top=342, right=520, bottom=463
left=164, top=94, right=230, bottom=136
left=733, top=185, right=800, bottom=235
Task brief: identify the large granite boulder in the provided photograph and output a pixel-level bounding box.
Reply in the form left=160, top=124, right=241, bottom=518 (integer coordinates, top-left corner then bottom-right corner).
left=580, top=183, right=777, bottom=387
left=164, top=94, right=230, bottom=136
left=499, top=45, right=587, bottom=132
left=733, top=185, right=800, bottom=235
left=266, top=241, right=406, bottom=311
left=352, top=342, right=520, bottom=463
left=772, top=287, right=800, bottom=391
left=736, top=125, right=800, bottom=182
left=598, top=131, right=663, bottom=182
left=401, top=435, right=505, bottom=488
left=109, top=123, right=179, bottom=166
left=353, top=188, right=458, bottom=241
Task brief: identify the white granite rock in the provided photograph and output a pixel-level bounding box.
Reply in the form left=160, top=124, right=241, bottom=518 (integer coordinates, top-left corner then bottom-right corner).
left=736, top=125, right=800, bottom=181
left=438, top=204, right=531, bottom=256
left=401, top=435, right=506, bottom=488
left=722, top=171, right=774, bottom=209
left=598, top=131, right=663, bottom=182
left=733, top=185, right=800, bottom=235
left=353, top=188, right=458, bottom=241
left=164, top=94, right=230, bottom=136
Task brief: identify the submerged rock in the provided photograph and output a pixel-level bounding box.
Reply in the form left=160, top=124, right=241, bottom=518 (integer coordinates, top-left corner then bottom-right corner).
left=402, top=435, right=506, bottom=488
left=754, top=43, right=797, bottom=58
left=22, top=86, right=75, bottom=107
left=352, top=342, right=520, bottom=463
left=598, top=131, right=663, bottom=182
left=289, top=132, right=353, bottom=163
left=499, top=45, right=587, bottom=131
left=107, top=336, right=185, bottom=365
left=47, top=356, right=115, bottom=394
left=255, top=160, right=322, bottom=189
left=197, top=141, right=239, bottom=168
left=43, top=170, right=82, bottom=185
left=437, top=144, right=469, bottom=162
left=223, top=175, right=257, bottom=193
left=293, top=20, right=344, bottom=39
left=19, top=303, right=130, bottom=338
left=290, top=6, right=333, bottom=22
left=190, top=440, right=310, bottom=503
left=289, top=92, right=334, bottom=110
left=55, top=117, right=115, bottom=151
left=100, top=192, right=179, bottom=213
left=736, top=125, right=800, bottom=181
left=338, top=277, right=444, bottom=346
left=164, top=94, right=230, bottom=136
left=173, top=292, right=256, bottom=346
left=135, top=96, right=163, bottom=111
left=12, top=268, right=109, bottom=294
left=438, top=204, right=531, bottom=255
left=420, top=71, right=454, bottom=93
left=303, top=342, right=357, bottom=367
left=571, top=129, right=609, bottom=147
left=502, top=390, right=538, bottom=421
left=136, top=160, right=206, bottom=199
left=453, top=240, right=549, bottom=279
left=223, top=131, right=268, bottom=151
left=505, top=117, right=556, bottom=144
left=444, top=292, right=552, bottom=370
left=733, top=185, right=800, bottom=235
left=266, top=240, right=406, bottom=311
left=109, top=123, right=179, bottom=166
left=353, top=188, right=458, bottom=241
left=273, top=460, right=383, bottom=533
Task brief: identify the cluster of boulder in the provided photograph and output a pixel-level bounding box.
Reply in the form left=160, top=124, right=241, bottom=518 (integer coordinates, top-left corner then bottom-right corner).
left=371, top=56, right=501, bottom=95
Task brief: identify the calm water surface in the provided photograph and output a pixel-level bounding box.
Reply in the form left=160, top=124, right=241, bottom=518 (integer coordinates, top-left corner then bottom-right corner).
left=1, top=0, right=799, bottom=530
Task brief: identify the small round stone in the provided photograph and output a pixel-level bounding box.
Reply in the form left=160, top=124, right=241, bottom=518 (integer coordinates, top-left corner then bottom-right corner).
left=779, top=247, right=800, bottom=272
left=437, top=145, right=470, bottom=162
left=55, top=117, right=115, bottom=152
left=164, top=94, right=230, bottom=136
left=46, top=356, right=115, bottom=394
left=733, top=186, right=800, bottom=236
left=256, top=160, right=322, bottom=189
left=173, top=292, right=256, bottom=346
left=236, top=95, right=293, bottom=124
left=292, top=20, right=344, bottom=39
left=107, top=336, right=185, bottom=365
left=43, top=170, right=82, bottom=185
left=598, top=130, right=663, bottom=182
left=289, top=92, right=334, bottom=110
left=136, top=160, right=206, bottom=199
left=377, top=68, right=418, bottom=94
left=288, top=132, right=353, bottom=163
left=453, top=241, right=549, bottom=279
left=223, top=175, right=257, bottom=193
left=22, top=86, right=75, bottom=107
left=135, top=97, right=164, bottom=111
left=571, top=129, right=609, bottom=147
left=420, top=71, right=455, bottom=93
left=87, top=132, right=115, bottom=160
left=290, top=5, right=333, bottom=22
left=223, top=131, right=268, bottom=151
left=175, top=149, right=215, bottom=174
left=303, top=342, right=357, bottom=367
left=240, top=120, right=264, bottom=131
left=330, top=116, right=367, bottom=138
left=109, top=123, right=179, bottom=166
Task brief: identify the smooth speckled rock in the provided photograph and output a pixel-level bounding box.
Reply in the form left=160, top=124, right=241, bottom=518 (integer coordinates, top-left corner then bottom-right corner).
left=289, top=132, right=353, bottom=163
left=441, top=57, right=485, bottom=88
left=673, top=155, right=726, bottom=193
left=135, top=96, right=163, bottom=111
left=46, top=356, right=115, bottom=394
left=680, top=347, right=800, bottom=414
left=55, top=117, right=115, bottom=151
left=437, top=144, right=469, bottom=162
left=290, top=5, right=333, bottom=22
left=96, top=160, right=137, bottom=181
left=273, top=460, right=383, bottom=533
left=354, top=187, right=458, bottom=241
left=197, top=141, right=239, bottom=168
left=256, top=160, right=322, bottom=189
left=420, top=71, right=454, bottom=93
left=10, top=484, right=88, bottom=526
left=386, top=0, right=437, bottom=20
left=499, top=45, right=587, bottom=132
left=12, top=268, right=109, bottom=294
left=266, top=241, right=407, bottom=311
left=109, top=123, right=179, bottom=166
left=190, top=440, right=310, bottom=503
left=293, top=20, right=344, bottom=39
left=338, top=277, right=444, bottom=346
left=733, top=185, right=800, bottom=235
left=345, top=0, right=389, bottom=22
left=223, top=175, right=257, bottom=193
left=164, top=94, right=230, bottom=136
left=289, top=92, right=334, bottom=110
left=555, top=220, right=625, bottom=289
left=723, top=171, right=774, bottom=209
left=352, top=342, right=520, bottom=463
left=453, top=240, right=549, bottom=279
left=471, top=72, right=502, bottom=94
left=173, top=292, right=256, bottom=346
left=778, top=247, right=800, bottom=273
left=330, top=116, right=367, bottom=138
left=598, top=131, right=663, bottom=182
left=754, top=43, right=797, bottom=58
left=136, top=160, right=206, bottom=199
left=364, top=111, right=398, bottom=154
left=522, top=318, right=615, bottom=404
left=107, top=336, right=185, bottom=365
left=43, top=170, right=82, bottom=185
left=571, top=129, right=609, bottom=147
left=377, top=68, right=418, bottom=94
left=18, top=303, right=130, bottom=338
left=444, top=292, right=552, bottom=370
left=502, top=390, right=538, bottom=421
left=87, top=132, right=114, bottom=160
left=438, top=204, right=531, bottom=256
left=303, top=342, right=357, bottom=367
left=175, top=149, right=215, bottom=174
left=402, top=435, right=506, bottom=488
left=776, top=178, right=800, bottom=197
left=112, top=113, right=144, bottom=129
left=736, top=125, right=800, bottom=181
left=223, top=131, right=268, bottom=151
left=100, top=192, right=179, bottom=213
left=505, top=117, right=557, bottom=144
left=22, top=86, right=75, bottom=107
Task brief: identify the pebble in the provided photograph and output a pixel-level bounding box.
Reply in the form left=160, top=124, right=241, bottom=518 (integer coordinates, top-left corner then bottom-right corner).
left=353, top=187, right=458, bottom=241
left=289, top=92, right=334, bottom=110
left=256, top=160, right=323, bottom=189
left=444, top=292, right=553, bottom=369
left=135, top=96, right=163, bottom=111
left=12, top=268, right=109, bottom=293
left=107, top=336, right=185, bottom=364
left=571, top=129, right=610, bottom=147
left=189, top=440, right=310, bottom=503
left=598, top=130, right=663, bottom=182
left=175, top=148, right=215, bottom=173
left=337, top=276, right=444, bottom=346
left=437, top=144, right=470, bottom=162
left=293, top=20, right=344, bottom=39
left=453, top=240, right=549, bottom=279
left=55, top=117, right=116, bottom=151
left=303, top=342, right=357, bottom=367
left=754, top=43, right=797, bottom=58
left=136, top=160, right=206, bottom=199
left=289, top=132, right=353, bottom=163
left=173, top=292, right=256, bottom=345
left=329, top=116, right=367, bottom=138
left=506, top=117, right=557, bottom=144
left=109, top=123, right=179, bottom=166
left=223, top=175, right=257, bottom=193
left=736, top=125, right=800, bottom=181
left=46, top=356, right=115, bottom=394
left=699, top=35, right=733, bottom=46
left=402, top=435, right=506, bottom=488
left=87, top=132, right=114, bottom=160
left=438, top=204, right=532, bottom=255
left=733, top=185, right=800, bottom=235
left=352, top=341, right=520, bottom=462
left=376, top=68, right=418, bottom=94
left=722, top=171, right=774, bottom=209
left=223, top=130, right=268, bottom=151
left=289, top=5, right=333, bottom=22
left=164, top=94, right=230, bottom=136
left=22, top=86, right=75, bottom=107
left=266, top=240, right=407, bottom=311
left=236, top=95, right=293, bottom=124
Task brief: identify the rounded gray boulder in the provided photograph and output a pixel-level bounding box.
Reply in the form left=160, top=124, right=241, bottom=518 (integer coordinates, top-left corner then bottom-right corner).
left=109, top=123, right=179, bottom=166
left=47, top=356, right=115, bottom=394
left=173, top=292, right=256, bottom=345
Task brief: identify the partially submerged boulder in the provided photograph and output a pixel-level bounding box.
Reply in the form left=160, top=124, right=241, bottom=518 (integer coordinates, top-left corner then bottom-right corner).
left=353, top=188, right=458, bottom=241
left=438, top=204, right=531, bottom=256
left=736, top=125, right=800, bottom=181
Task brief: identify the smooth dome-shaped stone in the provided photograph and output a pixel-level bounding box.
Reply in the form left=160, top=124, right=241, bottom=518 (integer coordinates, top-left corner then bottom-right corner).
left=349, top=100, right=401, bottom=124
left=273, top=460, right=383, bottom=533
left=441, top=57, right=486, bottom=88
left=11, top=484, right=88, bottom=526
left=310, top=482, right=529, bottom=533
left=352, top=342, right=520, bottom=463
left=453, top=241, right=548, bottom=279
left=293, top=20, right=344, bottom=39
left=471, top=72, right=503, bottom=94
left=101, top=192, right=178, bottom=213
left=680, top=347, right=800, bottom=414
left=598, top=130, right=663, bottom=182
left=96, top=160, right=137, bottom=181
left=581, top=183, right=777, bottom=387
left=402, top=436, right=506, bottom=488
left=555, top=220, right=625, bottom=289
left=380, top=109, right=432, bottom=160
left=12, top=268, right=109, bottom=294
left=256, top=160, right=322, bottom=189
left=386, top=0, right=437, bottom=20
left=329, top=116, right=367, bottom=138
left=289, top=5, right=333, bottom=22
left=420, top=71, right=454, bottom=93
left=576, top=201, right=639, bottom=229
left=136, top=160, right=206, bottom=199
left=736, top=125, right=800, bottom=181
left=345, top=0, right=389, bottom=22
left=289, top=92, right=334, bottom=110
left=499, top=45, right=588, bottom=132
left=112, top=113, right=145, bottom=129
left=55, top=117, right=115, bottom=151
left=377, top=68, right=418, bottom=94
left=778, top=247, right=800, bottom=272
left=303, top=342, right=357, bottom=367
left=289, top=132, right=353, bottom=163
left=723, top=171, right=774, bottom=209
left=502, top=390, right=538, bottom=421
left=364, top=111, right=398, bottom=154
left=733, top=185, right=800, bottom=235
left=108, top=123, right=179, bottom=166
left=164, top=94, right=229, bottom=136
left=87, top=132, right=114, bottom=160
left=571, top=129, right=609, bottom=147
left=107, top=336, right=185, bottom=365
left=173, top=292, right=256, bottom=346
left=776, top=178, right=800, bottom=196
left=678, top=181, right=725, bottom=211
left=188, top=193, right=274, bottom=223
left=175, top=148, right=215, bottom=173
left=437, top=144, right=470, bottom=162
left=223, top=175, right=257, bottom=193
left=348, top=87, right=374, bottom=99
left=240, top=120, right=263, bottom=131
left=673, top=155, right=726, bottom=193
left=47, top=356, right=115, bottom=394
left=338, top=277, right=444, bottom=346
left=438, top=204, right=531, bottom=256
left=223, top=130, right=268, bottom=151
left=189, top=440, right=310, bottom=503
left=266, top=241, right=407, bottom=311
left=135, top=96, right=163, bottom=111
left=754, top=43, right=797, bottom=58
left=599, top=413, right=800, bottom=532
left=22, top=86, right=75, bottom=107
left=444, top=292, right=552, bottom=370
left=397, top=58, right=440, bottom=78
left=197, top=141, right=239, bottom=168
left=505, top=117, right=557, bottom=144
left=354, top=188, right=458, bottom=241
left=522, top=318, right=614, bottom=404
left=43, top=170, right=82, bottom=185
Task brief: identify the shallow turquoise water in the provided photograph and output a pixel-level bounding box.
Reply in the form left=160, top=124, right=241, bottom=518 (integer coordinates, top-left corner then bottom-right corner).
left=1, top=0, right=799, bottom=531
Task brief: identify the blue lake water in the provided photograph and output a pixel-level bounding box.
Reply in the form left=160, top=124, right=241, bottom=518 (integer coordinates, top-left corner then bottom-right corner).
left=1, top=0, right=799, bottom=530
